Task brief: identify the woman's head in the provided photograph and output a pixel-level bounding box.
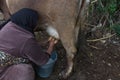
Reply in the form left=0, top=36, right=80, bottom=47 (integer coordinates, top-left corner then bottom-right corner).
left=10, top=8, right=39, bottom=34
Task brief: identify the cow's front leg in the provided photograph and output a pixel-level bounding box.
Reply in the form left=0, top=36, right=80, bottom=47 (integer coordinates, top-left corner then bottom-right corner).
left=59, top=29, right=77, bottom=78
left=46, top=25, right=76, bottom=78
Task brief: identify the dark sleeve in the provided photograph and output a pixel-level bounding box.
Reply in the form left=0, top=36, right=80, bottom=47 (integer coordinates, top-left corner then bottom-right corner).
left=23, top=38, right=50, bottom=66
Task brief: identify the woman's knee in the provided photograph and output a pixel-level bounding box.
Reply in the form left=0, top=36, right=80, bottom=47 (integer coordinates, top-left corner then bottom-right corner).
left=4, top=64, right=35, bottom=80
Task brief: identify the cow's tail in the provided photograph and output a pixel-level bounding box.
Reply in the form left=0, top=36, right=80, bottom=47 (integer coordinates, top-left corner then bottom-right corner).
left=74, top=0, right=90, bottom=44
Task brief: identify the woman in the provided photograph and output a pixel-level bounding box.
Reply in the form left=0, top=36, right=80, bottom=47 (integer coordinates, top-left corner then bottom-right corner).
left=0, top=8, right=56, bottom=80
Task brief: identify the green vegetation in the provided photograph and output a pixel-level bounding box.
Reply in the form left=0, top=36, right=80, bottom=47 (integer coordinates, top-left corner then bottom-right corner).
left=89, top=0, right=120, bottom=35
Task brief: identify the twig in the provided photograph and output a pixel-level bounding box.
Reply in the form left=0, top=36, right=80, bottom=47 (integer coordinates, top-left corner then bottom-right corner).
left=88, top=44, right=100, bottom=49
left=99, top=15, right=104, bottom=23
left=87, top=33, right=116, bottom=42
left=102, top=18, right=107, bottom=27
left=91, top=0, right=98, bottom=4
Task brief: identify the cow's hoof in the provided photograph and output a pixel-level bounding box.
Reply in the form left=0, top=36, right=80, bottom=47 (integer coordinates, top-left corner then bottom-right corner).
left=59, top=70, right=70, bottom=79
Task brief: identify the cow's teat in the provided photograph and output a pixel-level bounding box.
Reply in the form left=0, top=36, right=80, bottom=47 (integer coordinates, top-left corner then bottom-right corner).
left=46, top=26, right=59, bottom=39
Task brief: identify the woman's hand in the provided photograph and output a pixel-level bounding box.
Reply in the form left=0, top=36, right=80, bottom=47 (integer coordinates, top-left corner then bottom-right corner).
left=46, top=37, right=58, bottom=55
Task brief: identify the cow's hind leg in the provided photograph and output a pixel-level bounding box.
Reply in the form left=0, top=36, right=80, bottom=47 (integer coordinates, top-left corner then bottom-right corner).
left=59, top=29, right=77, bottom=78
left=0, top=0, right=10, bottom=20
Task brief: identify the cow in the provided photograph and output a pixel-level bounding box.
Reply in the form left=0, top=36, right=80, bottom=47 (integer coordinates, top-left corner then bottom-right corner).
left=0, top=0, right=89, bottom=78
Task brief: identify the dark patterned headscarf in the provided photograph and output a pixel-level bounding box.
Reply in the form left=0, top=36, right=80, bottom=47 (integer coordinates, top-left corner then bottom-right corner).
left=0, top=8, right=39, bottom=34
left=11, top=8, right=39, bottom=34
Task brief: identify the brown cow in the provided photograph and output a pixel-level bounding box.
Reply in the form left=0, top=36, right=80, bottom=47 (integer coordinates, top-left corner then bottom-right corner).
left=0, top=0, right=89, bottom=78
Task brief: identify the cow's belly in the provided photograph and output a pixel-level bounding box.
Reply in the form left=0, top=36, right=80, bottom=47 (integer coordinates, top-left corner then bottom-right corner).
left=6, top=0, right=62, bottom=39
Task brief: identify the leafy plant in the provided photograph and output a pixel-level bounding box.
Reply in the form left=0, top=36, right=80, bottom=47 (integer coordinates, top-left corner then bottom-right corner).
left=111, top=24, right=120, bottom=36
left=94, top=0, right=117, bottom=15
left=105, top=0, right=117, bottom=15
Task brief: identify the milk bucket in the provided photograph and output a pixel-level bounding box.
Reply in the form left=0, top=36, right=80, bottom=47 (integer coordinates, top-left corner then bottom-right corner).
left=36, top=51, right=57, bottom=78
